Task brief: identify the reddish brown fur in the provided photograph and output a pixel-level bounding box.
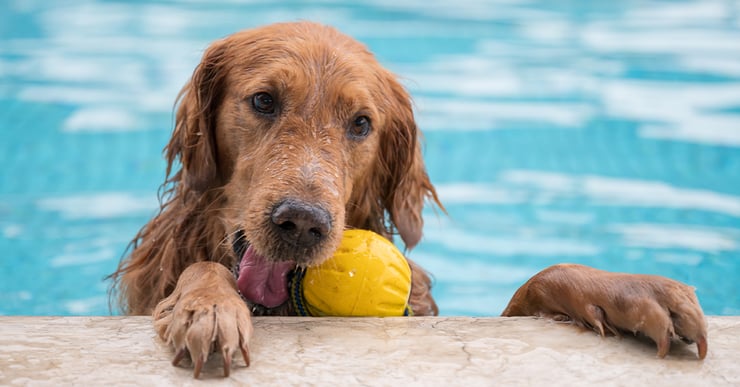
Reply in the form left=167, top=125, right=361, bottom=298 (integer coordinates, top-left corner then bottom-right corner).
left=109, top=22, right=707, bottom=377
left=109, top=19, right=442, bottom=350
left=109, top=22, right=443, bottom=376
left=503, top=264, right=708, bottom=359
left=109, top=22, right=442, bottom=316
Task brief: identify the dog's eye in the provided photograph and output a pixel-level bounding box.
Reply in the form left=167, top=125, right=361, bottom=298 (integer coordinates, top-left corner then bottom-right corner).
left=252, top=92, right=276, bottom=115
left=348, top=115, right=371, bottom=139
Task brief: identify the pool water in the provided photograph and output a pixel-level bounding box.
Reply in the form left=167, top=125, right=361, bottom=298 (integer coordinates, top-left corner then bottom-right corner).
left=1, top=0, right=739, bottom=316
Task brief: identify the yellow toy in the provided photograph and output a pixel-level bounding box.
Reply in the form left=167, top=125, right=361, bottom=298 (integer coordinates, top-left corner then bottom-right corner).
left=290, top=229, right=413, bottom=316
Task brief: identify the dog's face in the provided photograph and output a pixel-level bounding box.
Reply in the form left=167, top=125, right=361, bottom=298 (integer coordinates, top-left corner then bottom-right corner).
left=167, top=22, right=438, bottom=267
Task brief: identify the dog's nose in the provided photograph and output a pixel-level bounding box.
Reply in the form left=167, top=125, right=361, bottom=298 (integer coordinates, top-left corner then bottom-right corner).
left=271, top=199, right=332, bottom=248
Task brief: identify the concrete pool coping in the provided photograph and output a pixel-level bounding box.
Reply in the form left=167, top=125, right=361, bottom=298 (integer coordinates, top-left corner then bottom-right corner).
left=1, top=316, right=738, bottom=386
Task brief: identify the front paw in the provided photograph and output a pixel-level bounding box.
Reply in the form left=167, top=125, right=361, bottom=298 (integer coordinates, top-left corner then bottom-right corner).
left=153, top=262, right=252, bottom=378
left=503, top=264, right=708, bottom=359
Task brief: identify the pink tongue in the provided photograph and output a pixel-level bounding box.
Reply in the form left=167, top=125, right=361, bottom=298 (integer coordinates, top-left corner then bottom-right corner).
left=237, top=246, right=295, bottom=308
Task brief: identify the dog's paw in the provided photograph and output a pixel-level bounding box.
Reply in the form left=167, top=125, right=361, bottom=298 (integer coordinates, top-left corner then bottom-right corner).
left=605, top=273, right=708, bottom=360
left=153, top=262, right=252, bottom=378
left=503, top=264, right=708, bottom=359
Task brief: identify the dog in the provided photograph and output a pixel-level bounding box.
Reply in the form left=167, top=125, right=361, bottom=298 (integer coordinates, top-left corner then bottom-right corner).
left=109, top=21, right=708, bottom=378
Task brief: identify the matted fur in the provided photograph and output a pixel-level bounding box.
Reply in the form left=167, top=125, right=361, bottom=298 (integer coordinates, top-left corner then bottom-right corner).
left=108, top=22, right=442, bottom=316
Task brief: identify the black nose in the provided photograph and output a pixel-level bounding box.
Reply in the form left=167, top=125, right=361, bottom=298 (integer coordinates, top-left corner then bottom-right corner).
left=270, top=199, right=332, bottom=248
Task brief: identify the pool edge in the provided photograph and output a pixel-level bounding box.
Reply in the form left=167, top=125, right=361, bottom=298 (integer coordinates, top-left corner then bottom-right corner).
left=2, top=316, right=738, bottom=385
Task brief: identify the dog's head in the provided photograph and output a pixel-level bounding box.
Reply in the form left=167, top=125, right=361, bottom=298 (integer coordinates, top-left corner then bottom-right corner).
left=166, top=22, right=440, bottom=270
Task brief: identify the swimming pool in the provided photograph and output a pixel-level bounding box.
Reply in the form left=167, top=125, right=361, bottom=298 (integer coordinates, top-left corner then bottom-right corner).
left=1, top=0, right=739, bottom=316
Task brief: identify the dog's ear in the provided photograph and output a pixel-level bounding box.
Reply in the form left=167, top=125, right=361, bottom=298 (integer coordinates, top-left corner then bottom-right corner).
left=379, top=74, right=443, bottom=250
left=165, top=39, right=229, bottom=192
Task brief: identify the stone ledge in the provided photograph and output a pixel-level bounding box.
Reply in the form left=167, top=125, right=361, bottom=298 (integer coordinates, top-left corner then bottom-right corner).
left=1, top=316, right=738, bottom=386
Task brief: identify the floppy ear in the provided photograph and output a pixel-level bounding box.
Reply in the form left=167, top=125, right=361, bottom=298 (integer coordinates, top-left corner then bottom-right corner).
left=165, top=39, right=229, bottom=192
left=379, top=75, right=443, bottom=250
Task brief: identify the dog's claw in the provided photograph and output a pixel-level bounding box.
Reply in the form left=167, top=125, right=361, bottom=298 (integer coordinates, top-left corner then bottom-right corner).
left=172, top=348, right=187, bottom=367
left=241, top=345, right=251, bottom=368
left=656, top=332, right=671, bottom=359
left=696, top=335, right=708, bottom=360
left=193, top=353, right=205, bottom=379
left=223, top=350, right=232, bottom=377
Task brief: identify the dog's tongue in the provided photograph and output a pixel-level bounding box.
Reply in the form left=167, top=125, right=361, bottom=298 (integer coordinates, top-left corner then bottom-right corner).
left=237, top=246, right=295, bottom=308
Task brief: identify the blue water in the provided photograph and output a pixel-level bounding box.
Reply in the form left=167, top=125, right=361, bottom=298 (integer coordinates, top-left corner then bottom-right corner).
left=1, top=0, right=739, bottom=316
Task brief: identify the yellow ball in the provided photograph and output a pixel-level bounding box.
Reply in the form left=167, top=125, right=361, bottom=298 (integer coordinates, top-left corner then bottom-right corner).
left=290, top=229, right=413, bottom=317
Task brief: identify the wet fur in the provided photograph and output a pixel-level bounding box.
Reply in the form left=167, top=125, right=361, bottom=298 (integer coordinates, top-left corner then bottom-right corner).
left=503, top=264, right=707, bottom=359
left=109, top=22, right=708, bottom=377
left=109, top=22, right=441, bottom=317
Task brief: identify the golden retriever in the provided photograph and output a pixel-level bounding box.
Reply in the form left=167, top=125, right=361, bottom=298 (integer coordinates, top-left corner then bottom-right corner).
left=109, top=21, right=707, bottom=378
